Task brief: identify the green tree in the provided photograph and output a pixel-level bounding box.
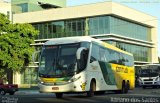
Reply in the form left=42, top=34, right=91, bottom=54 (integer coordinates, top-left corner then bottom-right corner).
left=0, top=13, right=39, bottom=83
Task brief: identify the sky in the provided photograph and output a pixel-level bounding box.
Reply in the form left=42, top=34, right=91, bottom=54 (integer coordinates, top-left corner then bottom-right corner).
left=67, top=0, right=160, bottom=57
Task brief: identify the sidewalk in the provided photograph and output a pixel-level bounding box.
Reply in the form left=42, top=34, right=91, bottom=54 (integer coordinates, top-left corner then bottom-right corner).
left=15, top=87, right=56, bottom=95
left=15, top=87, right=40, bottom=95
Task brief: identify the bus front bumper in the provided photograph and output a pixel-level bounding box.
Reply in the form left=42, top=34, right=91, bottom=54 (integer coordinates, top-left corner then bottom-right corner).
left=38, top=82, right=82, bottom=93
left=139, top=81, right=160, bottom=86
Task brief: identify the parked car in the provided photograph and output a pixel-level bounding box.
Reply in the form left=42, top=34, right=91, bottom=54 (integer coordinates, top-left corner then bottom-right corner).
left=0, top=79, right=18, bottom=95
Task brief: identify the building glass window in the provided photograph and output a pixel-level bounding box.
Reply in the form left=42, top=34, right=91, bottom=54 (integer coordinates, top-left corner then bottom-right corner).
left=52, top=21, right=65, bottom=38
left=21, top=68, right=38, bottom=84
left=89, top=16, right=110, bottom=35
left=104, top=41, right=151, bottom=62
left=109, top=16, right=151, bottom=41
left=65, top=19, right=85, bottom=36
left=33, top=19, right=85, bottom=39
left=32, top=16, right=151, bottom=41
left=88, top=16, right=151, bottom=42
left=17, top=3, right=28, bottom=13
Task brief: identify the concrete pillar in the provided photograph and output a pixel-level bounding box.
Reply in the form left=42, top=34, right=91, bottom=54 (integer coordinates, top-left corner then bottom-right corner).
left=13, top=72, right=21, bottom=84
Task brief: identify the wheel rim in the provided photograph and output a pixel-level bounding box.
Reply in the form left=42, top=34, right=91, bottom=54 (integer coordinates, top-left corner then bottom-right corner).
left=0, top=91, right=5, bottom=95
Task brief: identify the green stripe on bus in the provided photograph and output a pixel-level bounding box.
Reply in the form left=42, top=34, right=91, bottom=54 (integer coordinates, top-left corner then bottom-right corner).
left=99, top=61, right=116, bottom=85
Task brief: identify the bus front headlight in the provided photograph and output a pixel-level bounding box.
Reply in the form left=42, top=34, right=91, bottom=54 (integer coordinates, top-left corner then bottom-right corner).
left=155, top=77, right=159, bottom=81
left=38, top=81, right=44, bottom=84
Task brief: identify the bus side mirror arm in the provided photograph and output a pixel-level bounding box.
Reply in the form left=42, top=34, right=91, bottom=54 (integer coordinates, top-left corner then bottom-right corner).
left=76, top=47, right=87, bottom=60
left=76, top=47, right=88, bottom=72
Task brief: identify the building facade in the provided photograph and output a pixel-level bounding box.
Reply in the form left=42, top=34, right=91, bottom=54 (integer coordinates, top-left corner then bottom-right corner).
left=13, top=2, right=158, bottom=87
left=11, top=0, right=66, bottom=13
left=0, top=0, right=11, bottom=20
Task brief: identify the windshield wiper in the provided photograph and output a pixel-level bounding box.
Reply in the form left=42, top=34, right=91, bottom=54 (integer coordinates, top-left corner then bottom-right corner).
left=39, top=73, right=55, bottom=78
left=39, top=72, right=68, bottom=78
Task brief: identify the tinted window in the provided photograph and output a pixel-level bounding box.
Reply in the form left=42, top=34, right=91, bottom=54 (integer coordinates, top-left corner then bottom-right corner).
left=99, top=47, right=106, bottom=61
left=90, top=42, right=134, bottom=67
left=91, top=43, right=100, bottom=61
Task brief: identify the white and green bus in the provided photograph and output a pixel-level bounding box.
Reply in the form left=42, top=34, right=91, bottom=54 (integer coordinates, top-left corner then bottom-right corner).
left=38, top=36, right=135, bottom=98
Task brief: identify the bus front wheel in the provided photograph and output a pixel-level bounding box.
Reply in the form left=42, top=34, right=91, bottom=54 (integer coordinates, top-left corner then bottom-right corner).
left=142, top=86, right=146, bottom=89
left=121, top=81, right=128, bottom=94
left=55, top=93, right=63, bottom=98
left=87, top=81, right=96, bottom=97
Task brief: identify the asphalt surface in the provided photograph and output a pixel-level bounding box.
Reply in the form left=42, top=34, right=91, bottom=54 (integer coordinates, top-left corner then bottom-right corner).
left=1, top=87, right=160, bottom=103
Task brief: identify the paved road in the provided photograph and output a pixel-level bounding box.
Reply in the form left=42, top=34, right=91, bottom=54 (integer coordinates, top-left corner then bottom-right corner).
left=1, top=87, right=160, bottom=103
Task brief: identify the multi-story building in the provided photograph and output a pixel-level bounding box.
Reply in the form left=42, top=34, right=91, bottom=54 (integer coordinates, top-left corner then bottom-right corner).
left=12, top=2, right=158, bottom=87
left=0, top=0, right=11, bottom=20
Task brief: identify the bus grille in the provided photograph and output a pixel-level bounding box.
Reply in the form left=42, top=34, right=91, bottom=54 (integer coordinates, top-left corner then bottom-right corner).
left=144, top=82, right=153, bottom=84
left=143, top=79, right=153, bottom=81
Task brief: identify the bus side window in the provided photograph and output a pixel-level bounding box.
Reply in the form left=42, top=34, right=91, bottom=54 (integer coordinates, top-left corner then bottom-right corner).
left=124, top=55, right=129, bottom=66
left=118, top=53, right=123, bottom=65
left=105, top=48, right=110, bottom=63
left=90, top=43, right=99, bottom=63
left=109, top=50, right=119, bottom=64
left=99, top=47, right=106, bottom=62
left=123, top=55, right=134, bottom=66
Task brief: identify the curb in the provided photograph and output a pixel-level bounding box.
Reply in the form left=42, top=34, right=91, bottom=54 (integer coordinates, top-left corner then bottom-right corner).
left=15, top=90, right=39, bottom=95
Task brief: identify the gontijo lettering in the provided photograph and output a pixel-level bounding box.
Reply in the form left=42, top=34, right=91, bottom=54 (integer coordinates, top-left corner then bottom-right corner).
left=116, top=66, right=128, bottom=73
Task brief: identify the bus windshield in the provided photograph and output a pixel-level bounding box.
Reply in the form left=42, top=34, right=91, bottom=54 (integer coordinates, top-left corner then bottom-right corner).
left=38, top=42, right=90, bottom=78
left=39, top=43, right=80, bottom=78
left=140, top=65, right=160, bottom=77
left=140, top=72, right=158, bottom=77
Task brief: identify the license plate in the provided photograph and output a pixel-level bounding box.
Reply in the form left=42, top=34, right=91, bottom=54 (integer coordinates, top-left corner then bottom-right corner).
left=52, top=87, right=59, bottom=90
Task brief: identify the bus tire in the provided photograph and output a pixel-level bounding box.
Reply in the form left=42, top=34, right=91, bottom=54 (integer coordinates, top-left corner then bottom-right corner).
left=142, top=86, right=146, bottom=89
left=121, top=81, right=128, bottom=94
left=0, top=89, right=6, bottom=95
left=87, top=80, right=96, bottom=97
left=55, top=93, right=63, bottom=98
left=124, top=81, right=129, bottom=93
